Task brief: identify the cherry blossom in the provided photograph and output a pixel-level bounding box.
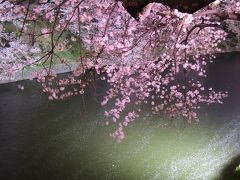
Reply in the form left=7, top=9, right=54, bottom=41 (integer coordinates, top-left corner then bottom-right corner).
left=0, top=0, right=239, bottom=141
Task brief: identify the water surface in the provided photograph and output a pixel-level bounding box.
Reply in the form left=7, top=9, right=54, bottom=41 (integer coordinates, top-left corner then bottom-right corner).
left=0, top=53, right=240, bottom=180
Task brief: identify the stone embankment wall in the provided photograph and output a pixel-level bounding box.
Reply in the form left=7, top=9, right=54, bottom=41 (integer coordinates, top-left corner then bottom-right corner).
left=0, top=63, right=79, bottom=84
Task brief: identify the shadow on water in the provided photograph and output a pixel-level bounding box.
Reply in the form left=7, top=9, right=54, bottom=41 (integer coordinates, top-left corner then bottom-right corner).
left=217, top=154, right=240, bottom=180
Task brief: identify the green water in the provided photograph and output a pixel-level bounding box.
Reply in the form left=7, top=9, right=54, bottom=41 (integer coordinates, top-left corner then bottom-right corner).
left=1, top=53, right=240, bottom=180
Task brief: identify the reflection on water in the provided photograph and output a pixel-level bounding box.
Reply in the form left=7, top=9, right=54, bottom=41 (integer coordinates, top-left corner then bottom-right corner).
left=167, top=117, right=240, bottom=179
left=0, top=52, right=240, bottom=180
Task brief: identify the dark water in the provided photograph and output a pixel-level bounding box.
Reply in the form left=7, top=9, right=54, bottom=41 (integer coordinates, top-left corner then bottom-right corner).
left=0, top=53, right=240, bottom=180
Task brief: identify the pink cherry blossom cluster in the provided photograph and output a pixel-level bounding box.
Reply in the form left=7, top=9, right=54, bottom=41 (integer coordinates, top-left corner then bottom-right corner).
left=0, top=0, right=239, bottom=141
left=0, top=28, right=41, bottom=81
